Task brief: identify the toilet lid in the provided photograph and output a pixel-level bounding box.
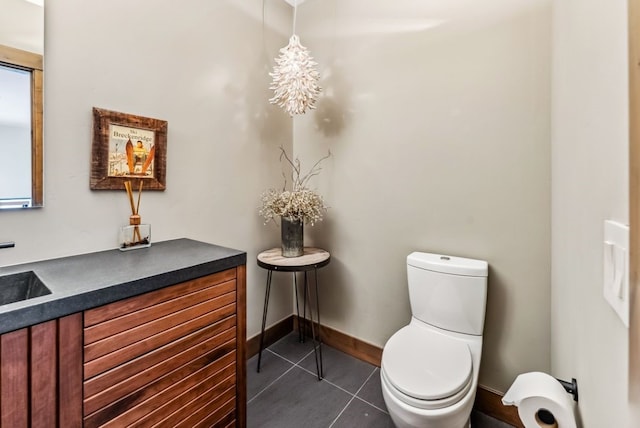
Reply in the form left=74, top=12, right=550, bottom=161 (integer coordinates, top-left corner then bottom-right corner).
left=382, top=325, right=473, bottom=401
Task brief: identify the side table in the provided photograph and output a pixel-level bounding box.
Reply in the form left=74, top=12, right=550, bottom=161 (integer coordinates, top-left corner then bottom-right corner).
left=256, top=247, right=330, bottom=380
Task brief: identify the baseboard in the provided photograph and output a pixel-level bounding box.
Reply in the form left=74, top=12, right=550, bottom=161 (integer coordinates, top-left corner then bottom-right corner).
left=294, top=317, right=382, bottom=366
left=246, top=317, right=521, bottom=427
left=246, top=315, right=294, bottom=358
left=474, top=386, right=524, bottom=428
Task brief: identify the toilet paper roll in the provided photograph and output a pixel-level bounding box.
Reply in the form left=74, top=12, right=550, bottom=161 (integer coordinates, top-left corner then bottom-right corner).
left=502, top=372, right=577, bottom=428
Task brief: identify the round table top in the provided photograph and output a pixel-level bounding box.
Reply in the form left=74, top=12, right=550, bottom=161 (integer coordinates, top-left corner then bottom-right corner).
left=257, top=247, right=330, bottom=271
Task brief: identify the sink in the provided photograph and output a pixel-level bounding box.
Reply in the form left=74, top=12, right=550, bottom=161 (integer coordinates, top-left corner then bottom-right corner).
left=0, top=271, right=51, bottom=306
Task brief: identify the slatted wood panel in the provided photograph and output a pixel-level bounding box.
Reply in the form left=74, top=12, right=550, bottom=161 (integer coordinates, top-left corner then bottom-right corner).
left=0, top=314, right=83, bottom=428
left=83, top=269, right=242, bottom=428
left=1, top=328, right=28, bottom=427
left=30, top=321, right=57, bottom=427
left=84, top=269, right=236, bottom=328
left=59, top=314, right=84, bottom=427
left=235, top=264, right=247, bottom=428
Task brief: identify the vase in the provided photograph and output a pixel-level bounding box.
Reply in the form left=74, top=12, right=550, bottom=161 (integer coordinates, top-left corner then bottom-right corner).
left=281, top=217, right=303, bottom=257
left=119, top=224, right=151, bottom=251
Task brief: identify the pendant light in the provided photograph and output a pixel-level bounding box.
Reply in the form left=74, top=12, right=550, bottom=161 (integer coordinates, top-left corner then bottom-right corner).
left=269, top=0, right=321, bottom=116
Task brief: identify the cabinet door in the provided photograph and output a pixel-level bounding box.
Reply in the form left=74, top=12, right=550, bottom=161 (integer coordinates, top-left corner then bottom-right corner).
left=83, top=268, right=243, bottom=428
left=0, top=313, right=83, bottom=428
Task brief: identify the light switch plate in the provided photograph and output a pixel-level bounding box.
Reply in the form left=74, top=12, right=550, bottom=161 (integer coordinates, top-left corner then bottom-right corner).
left=603, top=220, right=629, bottom=327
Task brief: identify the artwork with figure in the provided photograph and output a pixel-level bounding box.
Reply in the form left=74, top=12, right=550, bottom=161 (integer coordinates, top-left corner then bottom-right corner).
left=91, top=107, right=167, bottom=190
left=108, top=124, right=156, bottom=177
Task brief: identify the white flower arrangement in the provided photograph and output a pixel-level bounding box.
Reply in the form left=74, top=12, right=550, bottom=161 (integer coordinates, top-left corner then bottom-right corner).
left=259, top=147, right=330, bottom=225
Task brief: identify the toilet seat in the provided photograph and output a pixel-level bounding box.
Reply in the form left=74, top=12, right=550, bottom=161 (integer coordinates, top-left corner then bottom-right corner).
left=382, top=324, right=473, bottom=410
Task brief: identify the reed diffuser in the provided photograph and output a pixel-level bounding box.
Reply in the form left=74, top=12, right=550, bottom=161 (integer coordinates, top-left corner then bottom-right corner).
left=119, top=180, right=151, bottom=251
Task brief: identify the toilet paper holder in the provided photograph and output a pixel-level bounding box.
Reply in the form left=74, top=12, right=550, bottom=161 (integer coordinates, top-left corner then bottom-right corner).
left=556, top=377, right=578, bottom=402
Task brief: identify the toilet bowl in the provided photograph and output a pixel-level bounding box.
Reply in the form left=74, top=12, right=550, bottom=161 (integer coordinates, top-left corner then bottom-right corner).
left=380, top=252, right=488, bottom=428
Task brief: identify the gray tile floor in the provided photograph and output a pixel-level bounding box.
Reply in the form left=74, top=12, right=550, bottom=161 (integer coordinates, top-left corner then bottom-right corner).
left=247, top=332, right=515, bottom=428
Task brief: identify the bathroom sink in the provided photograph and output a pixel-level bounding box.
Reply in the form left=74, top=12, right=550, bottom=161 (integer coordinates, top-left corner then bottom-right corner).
left=0, top=271, right=51, bottom=306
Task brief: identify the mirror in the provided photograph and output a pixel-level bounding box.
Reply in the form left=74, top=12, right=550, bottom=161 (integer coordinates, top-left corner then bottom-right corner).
left=0, top=0, right=44, bottom=209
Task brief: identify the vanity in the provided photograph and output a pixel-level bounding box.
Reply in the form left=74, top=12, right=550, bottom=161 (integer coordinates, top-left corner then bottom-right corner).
left=0, top=238, right=246, bottom=427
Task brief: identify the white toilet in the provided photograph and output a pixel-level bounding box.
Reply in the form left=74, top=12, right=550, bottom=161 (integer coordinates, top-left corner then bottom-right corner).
left=381, top=252, right=488, bottom=428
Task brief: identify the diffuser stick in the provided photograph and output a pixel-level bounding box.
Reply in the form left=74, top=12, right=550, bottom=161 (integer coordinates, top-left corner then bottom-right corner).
left=124, top=181, right=141, bottom=243
left=120, top=181, right=150, bottom=251
left=136, top=181, right=143, bottom=215
left=134, top=182, right=143, bottom=242
left=124, top=181, right=136, bottom=215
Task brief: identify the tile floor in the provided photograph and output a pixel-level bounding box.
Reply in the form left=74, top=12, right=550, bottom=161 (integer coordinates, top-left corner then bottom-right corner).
left=247, top=332, right=515, bottom=428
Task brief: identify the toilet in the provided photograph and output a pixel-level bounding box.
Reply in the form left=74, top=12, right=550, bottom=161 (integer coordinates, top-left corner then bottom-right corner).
left=380, top=252, right=488, bottom=428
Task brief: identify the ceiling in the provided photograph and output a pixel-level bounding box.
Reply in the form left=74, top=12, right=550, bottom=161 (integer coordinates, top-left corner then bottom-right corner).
left=283, top=0, right=308, bottom=6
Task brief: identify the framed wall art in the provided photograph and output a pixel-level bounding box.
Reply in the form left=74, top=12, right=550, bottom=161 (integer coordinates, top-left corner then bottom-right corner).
left=91, top=107, right=167, bottom=190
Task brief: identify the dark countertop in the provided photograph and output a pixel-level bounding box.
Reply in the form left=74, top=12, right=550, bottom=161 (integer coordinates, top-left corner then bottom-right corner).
left=0, top=238, right=246, bottom=335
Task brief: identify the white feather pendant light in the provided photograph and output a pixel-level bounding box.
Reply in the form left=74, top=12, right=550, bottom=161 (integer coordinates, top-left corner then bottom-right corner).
left=269, top=2, right=321, bottom=116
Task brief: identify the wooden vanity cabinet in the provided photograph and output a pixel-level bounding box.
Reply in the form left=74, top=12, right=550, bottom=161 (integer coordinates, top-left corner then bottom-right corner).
left=83, top=266, right=246, bottom=428
left=0, top=265, right=246, bottom=428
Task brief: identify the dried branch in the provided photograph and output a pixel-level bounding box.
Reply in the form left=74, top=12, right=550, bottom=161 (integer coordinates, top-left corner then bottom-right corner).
left=260, top=147, right=331, bottom=225
left=299, top=150, right=331, bottom=189
left=277, top=146, right=331, bottom=191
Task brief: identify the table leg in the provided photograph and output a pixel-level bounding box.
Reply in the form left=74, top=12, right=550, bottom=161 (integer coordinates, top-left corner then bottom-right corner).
left=294, top=272, right=303, bottom=343
left=303, top=271, right=308, bottom=342
left=314, top=267, right=324, bottom=378
left=257, top=269, right=273, bottom=373
left=304, top=270, right=323, bottom=380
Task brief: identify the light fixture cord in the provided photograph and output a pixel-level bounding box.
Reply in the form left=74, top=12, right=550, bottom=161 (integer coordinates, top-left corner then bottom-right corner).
left=292, top=1, right=298, bottom=35
left=262, top=0, right=266, bottom=52
left=262, top=0, right=269, bottom=61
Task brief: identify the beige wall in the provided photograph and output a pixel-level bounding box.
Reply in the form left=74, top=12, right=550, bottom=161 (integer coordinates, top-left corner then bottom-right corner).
left=0, top=0, right=43, bottom=54
left=9, top=5, right=632, bottom=424
left=0, top=0, right=295, bottom=340
left=293, top=0, right=552, bottom=392
left=551, top=0, right=631, bottom=426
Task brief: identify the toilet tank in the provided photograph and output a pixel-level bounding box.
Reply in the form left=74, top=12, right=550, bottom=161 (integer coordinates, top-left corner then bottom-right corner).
left=407, top=252, right=488, bottom=335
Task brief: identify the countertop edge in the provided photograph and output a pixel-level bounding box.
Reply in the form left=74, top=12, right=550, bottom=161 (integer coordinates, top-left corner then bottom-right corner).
left=0, top=239, right=246, bottom=335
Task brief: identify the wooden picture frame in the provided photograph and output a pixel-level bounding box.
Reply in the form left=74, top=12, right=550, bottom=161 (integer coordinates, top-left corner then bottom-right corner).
left=91, top=107, right=167, bottom=190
